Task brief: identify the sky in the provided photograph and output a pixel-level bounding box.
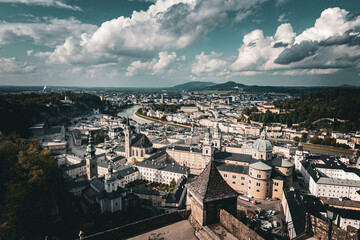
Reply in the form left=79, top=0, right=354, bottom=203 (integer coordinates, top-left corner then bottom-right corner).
left=0, top=0, right=360, bottom=87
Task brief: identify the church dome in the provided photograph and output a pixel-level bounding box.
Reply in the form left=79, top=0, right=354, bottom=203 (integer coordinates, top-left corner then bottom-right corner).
left=253, top=130, right=273, bottom=152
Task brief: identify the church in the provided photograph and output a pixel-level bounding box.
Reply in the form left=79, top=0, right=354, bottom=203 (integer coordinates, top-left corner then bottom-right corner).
left=165, top=125, right=294, bottom=200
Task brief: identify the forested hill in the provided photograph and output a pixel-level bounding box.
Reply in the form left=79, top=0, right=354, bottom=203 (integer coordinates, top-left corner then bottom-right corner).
left=249, top=88, right=360, bottom=132
left=0, top=92, right=104, bottom=136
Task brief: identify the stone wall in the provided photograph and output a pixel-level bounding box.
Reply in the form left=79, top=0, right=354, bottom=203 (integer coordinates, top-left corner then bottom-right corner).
left=81, top=210, right=190, bottom=240
left=190, top=196, right=205, bottom=226
left=308, top=214, right=359, bottom=240
left=219, top=209, right=264, bottom=240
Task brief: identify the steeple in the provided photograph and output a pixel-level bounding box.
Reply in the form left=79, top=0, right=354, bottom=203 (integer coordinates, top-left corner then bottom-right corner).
left=86, top=131, right=96, bottom=159
left=212, top=122, right=222, bottom=150
left=86, top=131, right=97, bottom=179
left=213, top=122, right=220, bottom=138
left=187, top=159, right=238, bottom=204
left=124, top=116, right=132, bottom=158
left=260, top=129, right=267, bottom=140
left=204, top=127, right=212, bottom=145
left=105, top=164, right=117, bottom=193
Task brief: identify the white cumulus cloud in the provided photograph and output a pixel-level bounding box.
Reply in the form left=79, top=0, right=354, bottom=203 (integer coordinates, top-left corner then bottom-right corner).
left=126, top=51, right=177, bottom=76
left=230, top=7, right=360, bottom=74
left=0, top=57, right=36, bottom=74
left=48, top=0, right=265, bottom=65
left=191, top=51, right=227, bottom=75
left=0, top=18, right=98, bottom=47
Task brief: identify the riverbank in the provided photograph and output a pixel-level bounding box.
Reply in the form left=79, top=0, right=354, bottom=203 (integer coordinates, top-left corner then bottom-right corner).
left=135, top=108, right=191, bottom=129
left=269, top=138, right=353, bottom=156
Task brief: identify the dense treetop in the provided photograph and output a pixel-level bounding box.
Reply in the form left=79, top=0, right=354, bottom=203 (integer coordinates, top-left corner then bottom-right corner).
left=0, top=135, right=73, bottom=239
left=0, top=92, right=104, bottom=136
left=245, top=88, right=360, bottom=132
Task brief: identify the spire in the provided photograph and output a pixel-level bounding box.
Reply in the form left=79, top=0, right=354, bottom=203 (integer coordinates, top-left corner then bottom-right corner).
left=105, top=164, right=115, bottom=181
left=260, top=129, right=267, bottom=140
left=204, top=127, right=211, bottom=144
left=86, top=131, right=95, bottom=159
left=187, top=159, right=238, bottom=204
left=213, top=122, right=220, bottom=137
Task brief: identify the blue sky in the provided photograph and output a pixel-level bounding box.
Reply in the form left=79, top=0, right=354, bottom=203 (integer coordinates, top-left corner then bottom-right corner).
left=0, top=0, right=359, bottom=87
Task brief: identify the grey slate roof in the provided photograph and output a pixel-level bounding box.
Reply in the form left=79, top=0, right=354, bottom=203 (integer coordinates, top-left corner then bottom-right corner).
left=214, top=151, right=253, bottom=163
left=216, top=163, right=249, bottom=175
left=131, top=133, right=153, bottom=148
left=186, top=160, right=238, bottom=204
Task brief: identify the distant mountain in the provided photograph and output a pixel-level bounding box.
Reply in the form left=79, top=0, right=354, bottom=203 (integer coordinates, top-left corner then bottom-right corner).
left=168, top=81, right=216, bottom=91
left=203, top=81, right=246, bottom=90
left=200, top=81, right=332, bottom=94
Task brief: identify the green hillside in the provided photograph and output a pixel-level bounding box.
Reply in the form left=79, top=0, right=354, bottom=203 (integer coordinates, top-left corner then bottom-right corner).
left=247, top=88, right=360, bottom=132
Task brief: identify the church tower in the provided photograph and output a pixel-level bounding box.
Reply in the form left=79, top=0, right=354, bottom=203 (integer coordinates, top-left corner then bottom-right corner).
left=212, top=122, right=222, bottom=150
left=124, top=117, right=132, bottom=158
left=202, top=128, right=214, bottom=169
left=105, top=164, right=117, bottom=193
left=295, top=141, right=305, bottom=171
left=86, top=131, right=97, bottom=180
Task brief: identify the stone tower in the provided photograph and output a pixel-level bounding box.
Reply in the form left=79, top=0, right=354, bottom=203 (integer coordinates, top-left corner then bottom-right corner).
left=124, top=117, right=132, bottom=158
left=86, top=131, right=97, bottom=180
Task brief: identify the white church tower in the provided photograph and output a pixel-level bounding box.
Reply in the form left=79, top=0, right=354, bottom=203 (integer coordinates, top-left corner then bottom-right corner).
left=104, top=164, right=118, bottom=193
left=212, top=122, right=222, bottom=150
left=202, top=128, right=214, bottom=170
left=295, top=141, right=305, bottom=171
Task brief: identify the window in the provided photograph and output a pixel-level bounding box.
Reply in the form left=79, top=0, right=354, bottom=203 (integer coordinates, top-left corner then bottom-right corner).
left=241, top=183, right=244, bottom=185
left=256, top=183, right=261, bottom=187
left=257, top=174, right=261, bottom=178
left=274, top=189, right=278, bottom=192
left=224, top=174, right=227, bottom=177
left=241, top=177, right=245, bottom=180
left=256, top=190, right=260, bottom=192
left=232, top=175, right=236, bottom=179
left=249, top=180, right=251, bottom=184
left=275, top=182, right=279, bottom=186
left=232, top=182, right=236, bottom=184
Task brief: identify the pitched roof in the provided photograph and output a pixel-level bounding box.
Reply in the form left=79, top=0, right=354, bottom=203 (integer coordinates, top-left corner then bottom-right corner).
left=131, top=133, right=153, bottom=148
left=186, top=160, right=238, bottom=205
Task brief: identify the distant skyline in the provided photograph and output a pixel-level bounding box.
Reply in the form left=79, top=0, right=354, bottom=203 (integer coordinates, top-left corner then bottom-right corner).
left=0, top=0, right=360, bottom=87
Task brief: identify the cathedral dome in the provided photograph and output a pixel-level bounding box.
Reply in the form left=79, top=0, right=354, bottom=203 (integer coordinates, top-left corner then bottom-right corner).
left=253, top=130, right=273, bottom=152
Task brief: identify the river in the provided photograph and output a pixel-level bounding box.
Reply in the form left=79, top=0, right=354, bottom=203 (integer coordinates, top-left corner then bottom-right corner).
left=117, top=105, right=141, bottom=118
left=117, top=105, right=152, bottom=124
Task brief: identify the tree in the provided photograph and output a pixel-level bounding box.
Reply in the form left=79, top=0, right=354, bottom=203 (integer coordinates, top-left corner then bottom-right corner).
left=0, top=136, right=73, bottom=239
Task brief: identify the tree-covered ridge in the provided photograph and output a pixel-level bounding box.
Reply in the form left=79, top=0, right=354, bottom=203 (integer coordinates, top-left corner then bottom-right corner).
left=247, top=88, right=360, bottom=132
left=0, top=92, right=104, bottom=136
left=0, top=135, right=73, bottom=239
